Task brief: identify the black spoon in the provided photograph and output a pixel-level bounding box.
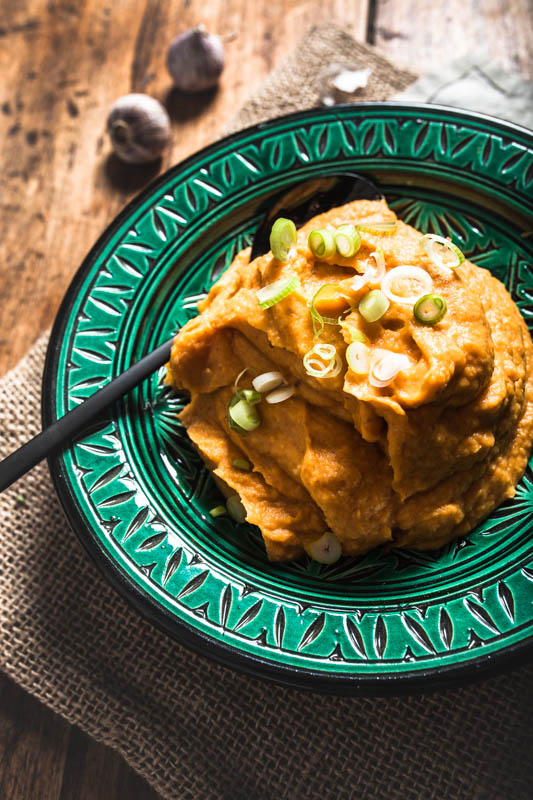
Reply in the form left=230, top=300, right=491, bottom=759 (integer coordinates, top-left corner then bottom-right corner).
left=0, top=171, right=382, bottom=492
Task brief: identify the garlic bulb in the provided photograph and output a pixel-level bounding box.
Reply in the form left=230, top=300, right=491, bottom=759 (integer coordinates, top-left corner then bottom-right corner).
left=167, top=25, right=225, bottom=92
left=106, top=94, right=171, bottom=164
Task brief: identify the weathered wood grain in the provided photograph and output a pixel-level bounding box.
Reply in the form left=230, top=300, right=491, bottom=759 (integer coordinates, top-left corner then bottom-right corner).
left=372, top=0, right=533, bottom=79
left=0, top=674, right=159, bottom=800
left=0, top=0, right=368, bottom=375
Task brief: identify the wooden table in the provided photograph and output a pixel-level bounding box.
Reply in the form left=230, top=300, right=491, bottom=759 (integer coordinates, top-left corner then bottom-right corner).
left=0, top=1, right=532, bottom=797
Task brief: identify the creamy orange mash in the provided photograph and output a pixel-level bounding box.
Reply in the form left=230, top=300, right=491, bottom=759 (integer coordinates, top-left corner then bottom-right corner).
left=168, top=198, right=533, bottom=561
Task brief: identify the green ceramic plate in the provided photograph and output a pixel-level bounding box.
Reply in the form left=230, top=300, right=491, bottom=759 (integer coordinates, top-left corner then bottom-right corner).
left=43, top=103, right=533, bottom=694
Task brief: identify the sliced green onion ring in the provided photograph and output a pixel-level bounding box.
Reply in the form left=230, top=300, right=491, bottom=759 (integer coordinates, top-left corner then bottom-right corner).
left=309, top=228, right=336, bottom=259
left=209, top=505, right=227, bottom=518
left=309, top=283, right=345, bottom=338
left=226, top=494, right=247, bottom=523
left=346, top=341, right=370, bottom=375
left=252, top=371, right=284, bottom=393
left=265, top=385, right=295, bottom=404
left=414, top=294, right=447, bottom=325
left=228, top=396, right=261, bottom=432
left=303, top=344, right=343, bottom=379
left=334, top=224, right=361, bottom=258
left=305, top=531, right=342, bottom=564
left=369, top=349, right=411, bottom=388
left=421, top=234, right=465, bottom=273
left=257, top=274, right=300, bottom=309
left=358, top=289, right=389, bottom=322
left=238, top=388, right=261, bottom=405
left=355, top=221, right=397, bottom=234
left=232, top=458, right=252, bottom=470
left=270, top=217, right=297, bottom=261
left=314, top=343, right=336, bottom=360
left=381, top=265, right=433, bottom=305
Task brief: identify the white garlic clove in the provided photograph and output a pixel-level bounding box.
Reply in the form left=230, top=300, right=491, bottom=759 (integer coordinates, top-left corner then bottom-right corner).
left=305, top=532, right=342, bottom=564
left=107, top=93, right=171, bottom=165
left=167, top=25, right=225, bottom=92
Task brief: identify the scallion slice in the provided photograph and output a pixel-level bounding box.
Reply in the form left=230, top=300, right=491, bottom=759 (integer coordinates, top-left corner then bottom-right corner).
left=256, top=274, right=300, bottom=309
left=209, top=505, right=227, bottom=518
left=414, top=294, right=447, bottom=325
left=303, top=344, right=343, bottom=379
left=309, top=283, right=345, bottom=338
left=238, top=388, right=261, bottom=405
left=226, top=495, right=247, bottom=523
left=229, top=398, right=261, bottom=432
left=421, top=234, right=465, bottom=272
left=309, top=228, right=336, bottom=259
left=232, top=458, right=252, bottom=471
left=346, top=341, right=370, bottom=374
left=358, top=289, right=389, bottom=322
left=381, top=265, right=433, bottom=305
left=305, top=531, right=342, bottom=564
left=270, top=217, right=297, bottom=261
left=355, top=221, right=397, bottom=234
left=369, top=349, right=412, bottom=388
left=334, top=224, right=361, bottom=258
left=252, top=371, right=284, bottom=393
left=265, top=385, right=295, bottom=404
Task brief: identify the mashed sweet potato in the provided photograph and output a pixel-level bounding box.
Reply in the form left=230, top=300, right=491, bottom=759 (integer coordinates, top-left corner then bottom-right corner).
left=168, top=198, right=533, bottom=561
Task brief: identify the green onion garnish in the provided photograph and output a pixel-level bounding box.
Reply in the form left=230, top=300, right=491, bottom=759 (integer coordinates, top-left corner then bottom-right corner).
left=309, top=283, right=347, bottom=338
left=238, top=388, right=261, bottom=405
left=256, top=275, right=300, bottom=309
left=308, top=228, right=336, bottom=259
left=358, top=289, right=390, bottom=323
left=232, top=458, right=252, bottom=471
left=227, top=494, right=247, bottom=523
left=413, top=294, right=447, bottom=325
left=228, top=397, right=261, bottom=432
left=210, top=505, right=227, bottom=518
left=355, top=221, right=397, bottom=234
left=421, top=234, right=465, bottom=272
left=334, top=224, right=361, bottom=258
left=270, top=217, right=297, bottom=261
left=303, top=343, right=343, bottom=379
left=346, top=341, right=370, bottom=374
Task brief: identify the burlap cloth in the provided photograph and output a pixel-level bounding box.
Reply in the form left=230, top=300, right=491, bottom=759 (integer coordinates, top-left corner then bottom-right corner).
left=1, top=26, right=533, bottom=800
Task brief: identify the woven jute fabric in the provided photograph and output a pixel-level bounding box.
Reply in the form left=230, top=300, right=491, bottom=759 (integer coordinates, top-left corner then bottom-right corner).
left=1, top=27, right=533, bottom=800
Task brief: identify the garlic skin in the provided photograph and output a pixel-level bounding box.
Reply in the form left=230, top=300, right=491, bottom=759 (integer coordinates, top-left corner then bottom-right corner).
left=167, top=25, right=224, bottom=92
left=106, top=94, right=171, bottom=164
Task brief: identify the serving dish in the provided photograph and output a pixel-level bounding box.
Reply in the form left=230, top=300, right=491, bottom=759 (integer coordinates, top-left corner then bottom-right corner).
left=43, top=103, right=533, bottom=695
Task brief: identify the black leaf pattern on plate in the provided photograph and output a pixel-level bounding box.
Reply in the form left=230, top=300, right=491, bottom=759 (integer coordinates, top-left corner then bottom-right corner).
left=464, top=598, right=499, bottom=635
left=177, top=570, right=209, bottom=599
left=497, top=581, right=515, bottom=622
left=97, top=490, right=136, bottom=507
left=220, top=584, right=232, bottom=629
left=163, top=548, right=183, bottom=585
left=373, top=616, right=387, bottom=659
left=344, top=617, right=366, bottom=659
left=123, top=506, right=150, bottom=541
left=297, top=613, right=326, bottom=651
left=88, top=464, right=124, bottom=493
left=274, top=607, right=286, bottom=649
left=233, top=600, right=263, bottom=632
left=137, top=532, right=167, bottom=551
left=402, top=613, right=437, bottom=654
left=438, top=608, right=453, bottom=650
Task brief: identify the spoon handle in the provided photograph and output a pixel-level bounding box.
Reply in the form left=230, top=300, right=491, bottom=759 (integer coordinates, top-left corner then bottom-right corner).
left=0, top=338, right=174, bottom=493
